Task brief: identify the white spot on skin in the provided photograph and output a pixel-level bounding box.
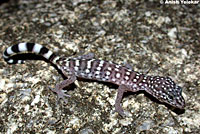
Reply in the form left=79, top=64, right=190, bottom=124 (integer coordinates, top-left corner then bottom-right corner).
left=136, top=75, right=140, bottom=79
left=133, top=84, right=137, bottom=88
left=105, top=76, right=110, bottom=79
left=99, top=60, right=104, bottom=66
left=96, top=75, right=100, bottom=78
left=115, top=65, right=120, bottom=68
left=87, top=60, right=92, bottom=68
left=108, top=67, right=112, bottom=71
left=136, top=72, right=141, bottom=75
left=156, top=78, right=160, bottom=81
left=116, top=73, right=120, bottom=78
left=95, top=71, right=100, bottom=75
left=102, top=78, right=106, bottom=81
left=126, top=71, right=131, bottom=75
left=66, top=61, right=69, bottom=67
left=125, top=76, right=129, bottom=80
left=112, top=78, right=116, bottom=81
left=74, top=66, right=79, bottom=71
left=80, top=73, right=85, bottom=76
left=133, top=79, right=137, bottom=82
left=106, top=71, right=111, bottom=76
left=85, top=69, right=90, bottom=73
left=142, top=79, right=146, bottom=82
left=75, top=60, right=80, bottom=66
left=96, top=66, right=101, bottom=71
left=121, top=81, right=125, bottom=84
left=115, top=68, right=119, bottom=71
left=88, top=73, right=93, bottom=77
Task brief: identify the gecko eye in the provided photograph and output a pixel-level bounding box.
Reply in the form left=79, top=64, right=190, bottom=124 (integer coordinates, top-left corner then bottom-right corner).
left=160, top=86, right=185, bottom=109
left=166, top=93, right=173, bottom=100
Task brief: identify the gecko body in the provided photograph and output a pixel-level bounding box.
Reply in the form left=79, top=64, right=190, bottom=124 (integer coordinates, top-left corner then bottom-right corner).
left=3, top=43, right=185, bottom=116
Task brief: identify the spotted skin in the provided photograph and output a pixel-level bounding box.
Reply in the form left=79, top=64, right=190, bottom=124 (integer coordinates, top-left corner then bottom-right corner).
left=3, top=43, right=185, bottom=116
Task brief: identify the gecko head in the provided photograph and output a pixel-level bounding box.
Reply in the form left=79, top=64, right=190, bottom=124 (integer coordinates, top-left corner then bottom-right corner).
left=145, top=76, right=185, bottom=109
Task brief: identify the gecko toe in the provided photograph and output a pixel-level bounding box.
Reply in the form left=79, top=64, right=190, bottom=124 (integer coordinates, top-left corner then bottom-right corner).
left=49, top=86, right=70, bottom=103
left=115, top=105, right=126, bottom=117
left=116, top=109, right=126, bottom=117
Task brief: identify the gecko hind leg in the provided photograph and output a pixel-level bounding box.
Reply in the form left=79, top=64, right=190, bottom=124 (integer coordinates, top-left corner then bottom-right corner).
left=75, top=52, right=95, bottom=60
left=50, top=74, right=76, bottom=103
left=124, top=63, right=133, bottom=70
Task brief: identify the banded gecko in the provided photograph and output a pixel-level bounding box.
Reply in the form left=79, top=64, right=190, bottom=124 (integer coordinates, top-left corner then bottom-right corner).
left=3, top=43, right=185, bottom=116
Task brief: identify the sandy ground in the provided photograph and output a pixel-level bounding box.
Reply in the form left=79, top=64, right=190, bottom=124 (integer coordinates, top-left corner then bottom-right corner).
left=0, top=0, right=199, bottom=133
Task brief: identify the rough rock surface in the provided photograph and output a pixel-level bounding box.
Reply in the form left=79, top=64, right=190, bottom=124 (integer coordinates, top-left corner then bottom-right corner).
left=0, top=0, right=199, bottom=133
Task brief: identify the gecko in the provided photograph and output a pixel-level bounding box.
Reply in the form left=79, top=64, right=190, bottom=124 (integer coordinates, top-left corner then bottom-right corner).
left=3, top=43, right=185, bottom=116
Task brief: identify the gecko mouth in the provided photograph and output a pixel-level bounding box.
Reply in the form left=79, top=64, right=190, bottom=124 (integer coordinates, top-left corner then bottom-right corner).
left=175, top=98, right=185, bottom=109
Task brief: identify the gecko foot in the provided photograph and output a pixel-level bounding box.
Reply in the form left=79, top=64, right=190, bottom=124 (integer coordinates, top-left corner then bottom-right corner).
left=115, top=103, right=126, bottom=117
left=49, top=86, right=70, bottom=103
left=124, top=63, right=133, bottom=70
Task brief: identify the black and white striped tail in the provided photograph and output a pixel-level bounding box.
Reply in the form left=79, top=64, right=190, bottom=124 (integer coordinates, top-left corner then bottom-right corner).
left=3, top=43, right=58, bottom=64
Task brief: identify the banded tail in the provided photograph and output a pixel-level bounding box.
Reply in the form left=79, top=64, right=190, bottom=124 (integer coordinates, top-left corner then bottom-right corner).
left=3, top=43, right=58, bottom=64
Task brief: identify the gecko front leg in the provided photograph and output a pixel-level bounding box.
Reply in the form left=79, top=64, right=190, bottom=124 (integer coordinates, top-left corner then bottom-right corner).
left=115, top=85, right=128, bottom=117
left=115, top=85, right=138, bottom=117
